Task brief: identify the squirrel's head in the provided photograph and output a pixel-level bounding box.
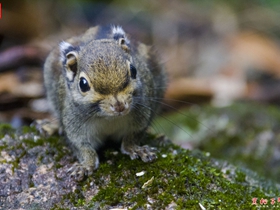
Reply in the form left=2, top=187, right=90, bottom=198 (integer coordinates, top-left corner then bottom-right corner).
left=59, top=26, right=141, bottom=117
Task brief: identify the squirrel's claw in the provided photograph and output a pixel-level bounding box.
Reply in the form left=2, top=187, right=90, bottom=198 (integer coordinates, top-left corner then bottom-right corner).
left=67, top=162, right=94, bottom=181
left=121, top=144, right=157, bottom=162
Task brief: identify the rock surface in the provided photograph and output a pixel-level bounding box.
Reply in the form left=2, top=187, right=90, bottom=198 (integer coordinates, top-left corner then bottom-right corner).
left=0, top=103, right=280, bottom=209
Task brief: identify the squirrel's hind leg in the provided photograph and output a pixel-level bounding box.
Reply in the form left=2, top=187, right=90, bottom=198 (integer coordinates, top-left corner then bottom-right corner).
left=32, top=118, right=60, bottom=137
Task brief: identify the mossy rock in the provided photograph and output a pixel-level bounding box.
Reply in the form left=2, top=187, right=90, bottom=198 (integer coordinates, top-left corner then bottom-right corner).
left=0, top=120, right=279, bottom=209
left=156, top=102, right=280, bottom=183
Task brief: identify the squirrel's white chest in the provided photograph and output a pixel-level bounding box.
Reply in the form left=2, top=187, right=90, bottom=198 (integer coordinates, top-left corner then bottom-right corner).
left=87, top=116, right=132, bottom=141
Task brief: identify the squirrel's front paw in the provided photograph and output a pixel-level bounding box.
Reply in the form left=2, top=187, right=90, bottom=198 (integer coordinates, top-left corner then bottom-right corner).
left=67, top=162, right=95, bottom=181
left=67, top=147, right=99, bottom=181
left=121, top=144, right=157, bottom=162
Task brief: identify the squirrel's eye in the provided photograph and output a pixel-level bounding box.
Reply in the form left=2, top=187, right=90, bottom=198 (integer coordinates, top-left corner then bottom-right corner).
left=130, top=64, right=137, bottom=79
left=79, top=77, right=90, bottom=92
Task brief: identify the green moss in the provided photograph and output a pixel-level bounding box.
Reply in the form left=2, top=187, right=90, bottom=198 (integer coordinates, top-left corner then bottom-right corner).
left=51, top=205, right=70, bottom=210
left=21, top=125, right=38, bottom=134
left=0, top=123, right=70, bottom=175
left=2, top=102, right=280, bottom=209
left=61, top=189, right=86, bottom=207
left=155, top=102, right=280, bottom=182
left=84, top=144, right=279, bottom=209
left=0, top=123, right=15, bottom=139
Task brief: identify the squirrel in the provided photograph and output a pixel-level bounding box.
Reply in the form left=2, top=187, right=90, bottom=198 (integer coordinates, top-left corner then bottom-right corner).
left=38, top=25, right=166, bottom=181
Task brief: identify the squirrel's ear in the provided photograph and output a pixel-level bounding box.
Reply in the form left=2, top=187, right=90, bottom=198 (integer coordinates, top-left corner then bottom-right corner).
left=112, top=26, right=130, bottom=52
left=60, top=41, right=78, bottom=82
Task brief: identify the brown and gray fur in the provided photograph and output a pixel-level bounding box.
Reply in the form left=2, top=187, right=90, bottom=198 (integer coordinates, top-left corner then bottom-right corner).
left=43, top=25, right=166, bottom=180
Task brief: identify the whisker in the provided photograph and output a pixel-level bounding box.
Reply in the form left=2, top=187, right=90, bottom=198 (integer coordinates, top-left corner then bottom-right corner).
left=151, top=98, right=212, bottom=133
left=65, top=107, right=99, bottom=135
left=133, top=96, right=212, bottom=133
left=134, top=101, right=194, bottom=138
left=133, top=103, right=162, bottom=134
left=134, top=96, right=199, bottom=106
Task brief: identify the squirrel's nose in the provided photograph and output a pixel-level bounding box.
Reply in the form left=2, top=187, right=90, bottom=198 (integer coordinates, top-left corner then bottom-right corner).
left=114, top=101, right=125, bottom=113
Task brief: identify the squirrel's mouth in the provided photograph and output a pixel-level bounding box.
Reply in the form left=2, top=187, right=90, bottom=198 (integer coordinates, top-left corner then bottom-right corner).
left=111, top=106, right=131, bottom=117
left=98, top=104, right=131, bottom=118
left=101, top=111, right=130, bottom=119
left=97, top=98, right=132, bottom=118
left=107, top=100, right=131, bottom=116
